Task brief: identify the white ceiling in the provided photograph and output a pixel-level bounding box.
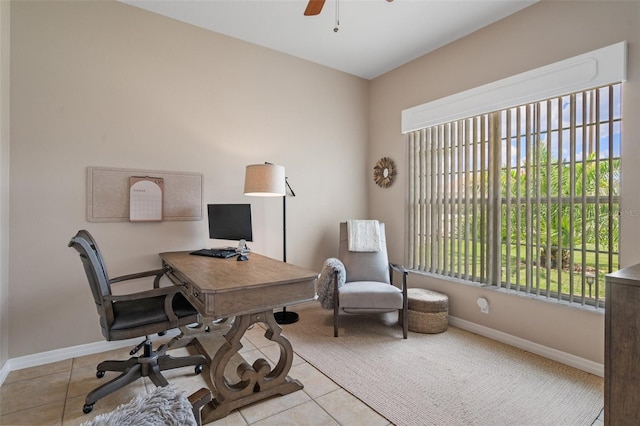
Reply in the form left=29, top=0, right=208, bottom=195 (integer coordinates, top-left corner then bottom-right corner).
left=121, top=0, right=538, bottom=80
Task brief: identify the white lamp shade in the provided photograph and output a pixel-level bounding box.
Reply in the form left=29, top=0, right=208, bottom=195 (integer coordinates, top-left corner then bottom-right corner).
left=244, top=163, right=286, bottom=196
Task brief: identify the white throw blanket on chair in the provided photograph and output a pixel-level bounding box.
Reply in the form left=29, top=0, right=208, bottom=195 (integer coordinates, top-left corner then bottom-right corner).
left=347, top=219, right=381, bottom=252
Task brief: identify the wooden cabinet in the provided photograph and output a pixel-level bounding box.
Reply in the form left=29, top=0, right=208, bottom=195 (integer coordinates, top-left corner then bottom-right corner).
left=605, top=263, right=640, bottom=425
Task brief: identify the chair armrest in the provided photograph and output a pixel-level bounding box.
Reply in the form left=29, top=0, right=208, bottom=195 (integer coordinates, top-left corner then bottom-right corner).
left=103, top=285, right=182, bottom=302
left=389, top=263, right=409, bottom=292
left=390, top=263, right=407, bottom=275
left=109, top=267, right=167, bottom=288
left=105, top=284, right=185, bottom=324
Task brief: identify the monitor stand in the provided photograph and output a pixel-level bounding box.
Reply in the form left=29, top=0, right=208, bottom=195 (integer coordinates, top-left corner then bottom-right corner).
left=236, top=239, right=249, bottom=261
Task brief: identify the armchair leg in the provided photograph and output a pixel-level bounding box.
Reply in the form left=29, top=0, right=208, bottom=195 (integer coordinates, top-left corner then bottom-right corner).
left=333, top=274, right=340, bottom=337
left=401, top=308, right=408, bottom=339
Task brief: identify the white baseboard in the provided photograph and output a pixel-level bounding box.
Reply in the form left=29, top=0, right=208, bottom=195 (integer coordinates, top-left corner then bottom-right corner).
left=0, top=361, right=9, bottom=386
left=0, top=312, right=602, bottom=388
left=0, top=330, right=179, bottom=387
left=281, top=302, right=604, bottom=376
left=0, top=305, right=321, bottom=385
left=448, top=316, right=604, bottom=377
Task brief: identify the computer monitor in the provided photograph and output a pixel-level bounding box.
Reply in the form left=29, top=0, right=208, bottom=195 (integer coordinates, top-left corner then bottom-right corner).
left=207, top=204, right=253, bottom=253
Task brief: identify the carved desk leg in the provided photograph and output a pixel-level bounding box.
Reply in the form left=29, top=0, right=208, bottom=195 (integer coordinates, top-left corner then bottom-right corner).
left=200, top=310, right=303, bottom=423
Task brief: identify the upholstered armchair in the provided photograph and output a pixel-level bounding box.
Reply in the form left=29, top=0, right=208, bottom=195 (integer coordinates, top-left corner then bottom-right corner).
left=328, top=221, right=408, bottom=338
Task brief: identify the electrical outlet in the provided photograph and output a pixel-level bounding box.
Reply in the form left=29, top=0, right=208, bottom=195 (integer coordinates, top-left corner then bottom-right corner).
left=477, top=297, right=489, bottom=314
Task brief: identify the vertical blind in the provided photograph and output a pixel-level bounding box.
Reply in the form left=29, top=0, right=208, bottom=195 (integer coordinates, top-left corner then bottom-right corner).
left=408, top=84, right=621, bottom=307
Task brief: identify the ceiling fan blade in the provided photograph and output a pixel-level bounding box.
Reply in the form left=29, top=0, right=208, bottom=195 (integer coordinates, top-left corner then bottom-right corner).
left=304, top=0, right=326, bottom=16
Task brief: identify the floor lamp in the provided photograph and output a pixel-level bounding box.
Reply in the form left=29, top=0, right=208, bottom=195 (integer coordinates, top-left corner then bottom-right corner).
left=244, top=163, right=299, bottom=324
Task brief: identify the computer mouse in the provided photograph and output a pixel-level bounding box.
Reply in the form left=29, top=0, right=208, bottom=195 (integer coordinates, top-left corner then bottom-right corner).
left=237, top=254, right=249, bottom=261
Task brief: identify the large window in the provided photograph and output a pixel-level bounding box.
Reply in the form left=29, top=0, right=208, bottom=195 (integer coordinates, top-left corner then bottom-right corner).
left=407, top=84, right=621, bottom=308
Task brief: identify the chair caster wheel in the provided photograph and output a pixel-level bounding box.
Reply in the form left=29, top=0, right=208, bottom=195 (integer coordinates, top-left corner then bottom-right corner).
left=83, top=404, right=94, bottom=414
left=96, top=370, right=105, bottom=379
left=195, top=364, right=203, bottom=375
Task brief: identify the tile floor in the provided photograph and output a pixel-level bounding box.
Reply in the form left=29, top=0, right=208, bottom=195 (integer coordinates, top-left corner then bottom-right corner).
left=0, top=322, right=608, bottom=426
left=0, top=324, right=390, bottom=426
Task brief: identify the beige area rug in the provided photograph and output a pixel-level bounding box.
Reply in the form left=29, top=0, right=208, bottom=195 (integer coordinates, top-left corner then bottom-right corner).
left=283, top=307, right=603, bottom=426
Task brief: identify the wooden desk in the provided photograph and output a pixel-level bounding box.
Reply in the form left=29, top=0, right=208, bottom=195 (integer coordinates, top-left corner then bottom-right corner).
left=159, top=251, right=317, bottom=423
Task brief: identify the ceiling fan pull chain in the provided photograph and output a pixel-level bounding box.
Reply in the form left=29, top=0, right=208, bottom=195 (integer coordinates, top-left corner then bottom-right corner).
left=334, top=0, right=340, bottom=32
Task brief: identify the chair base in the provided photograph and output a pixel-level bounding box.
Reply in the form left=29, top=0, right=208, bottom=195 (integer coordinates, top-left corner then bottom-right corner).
left=83, top=339, right=206, bottom=414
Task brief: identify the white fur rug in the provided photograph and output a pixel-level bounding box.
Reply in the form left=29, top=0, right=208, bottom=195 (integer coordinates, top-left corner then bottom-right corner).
left=81, top=385, right=196, bottom=426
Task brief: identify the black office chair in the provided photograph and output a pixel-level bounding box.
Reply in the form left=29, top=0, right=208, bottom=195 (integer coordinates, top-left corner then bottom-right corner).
left=68, top=230, right=206, bottom=414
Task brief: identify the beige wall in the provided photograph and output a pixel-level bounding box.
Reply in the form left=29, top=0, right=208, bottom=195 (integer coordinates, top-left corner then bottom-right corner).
left=7, top=0, right=369, bottom=358
left=6, top=0, right=639, bottom=366
left=1, top=0, right=10, bottom=371
left=369, top=0, right=640, bottom=364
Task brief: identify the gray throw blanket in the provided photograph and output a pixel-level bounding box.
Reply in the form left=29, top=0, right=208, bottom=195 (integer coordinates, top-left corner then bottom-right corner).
left=317, top=257, right=346, bottom=309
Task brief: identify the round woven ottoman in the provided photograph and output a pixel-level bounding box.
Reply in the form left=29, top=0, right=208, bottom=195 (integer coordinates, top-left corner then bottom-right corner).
left=407, top=288, right=448, bottom=334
